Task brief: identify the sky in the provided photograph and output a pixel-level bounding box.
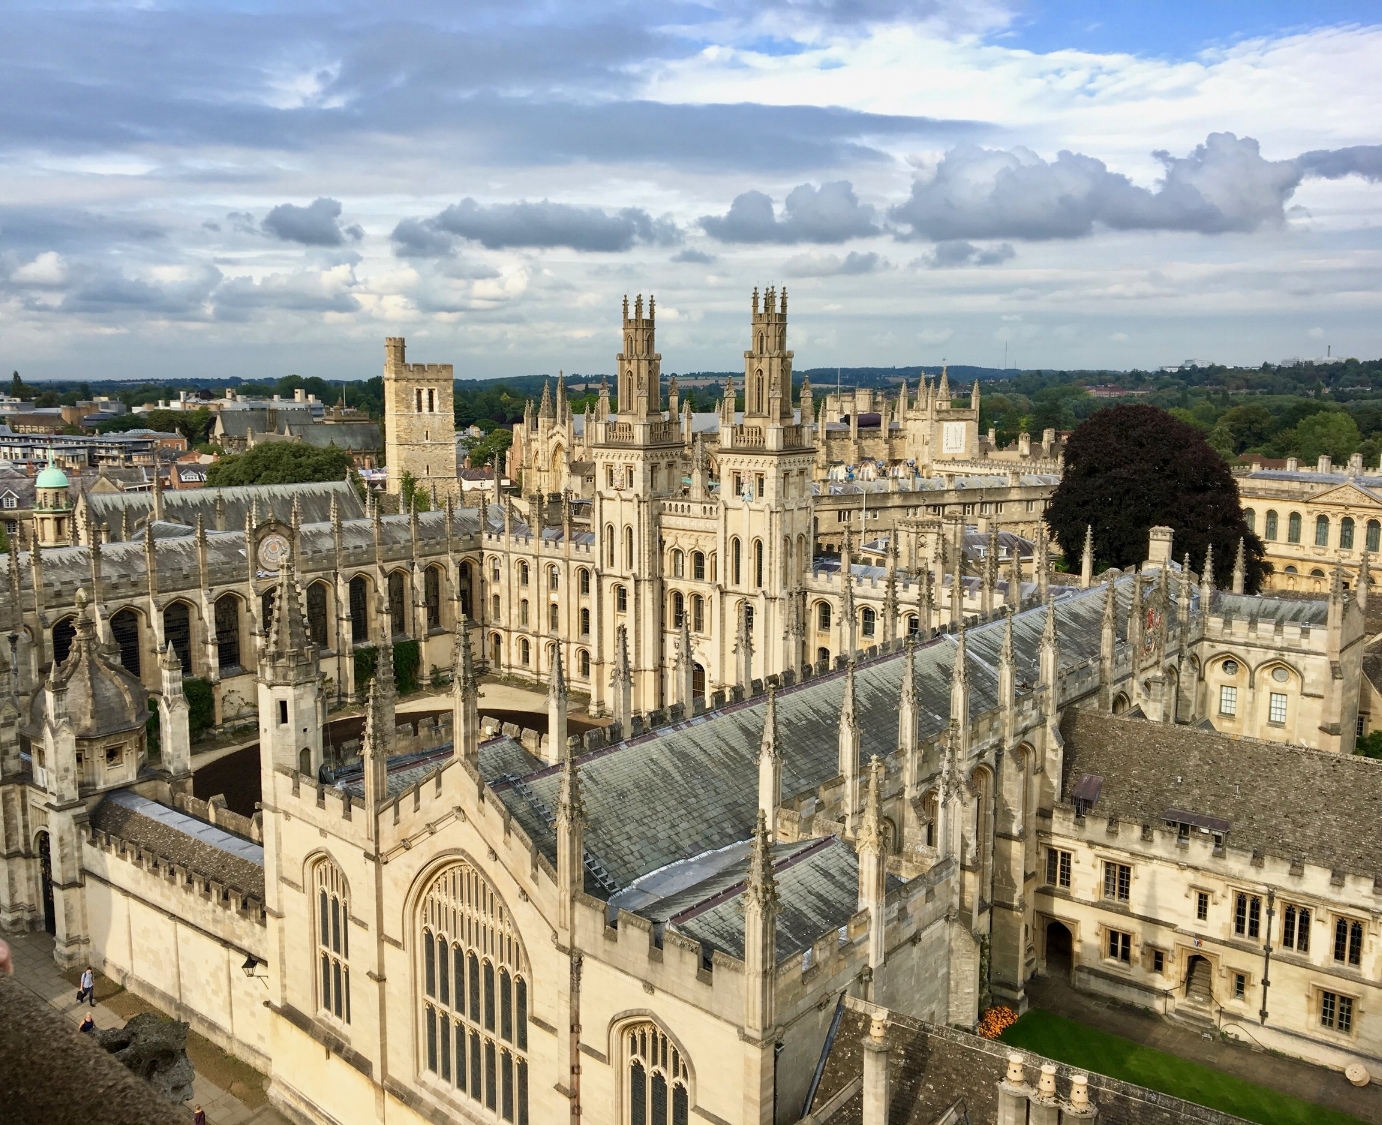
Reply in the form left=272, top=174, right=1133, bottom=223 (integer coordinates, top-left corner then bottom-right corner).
left=1, top=1, right=1380, bottom=383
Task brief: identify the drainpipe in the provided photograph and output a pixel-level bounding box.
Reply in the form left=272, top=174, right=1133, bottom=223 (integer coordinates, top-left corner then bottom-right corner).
left=1259, top=889, right=1275, bottom=1025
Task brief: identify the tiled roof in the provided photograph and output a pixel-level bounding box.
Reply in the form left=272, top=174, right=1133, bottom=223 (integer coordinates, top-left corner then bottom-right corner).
left=82, top=479, right=365, bottom=538
left=1060, top=710, right=1382, bottom=878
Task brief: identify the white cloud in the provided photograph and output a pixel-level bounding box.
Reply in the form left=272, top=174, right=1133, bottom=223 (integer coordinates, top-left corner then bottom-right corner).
left=11, top=251, right=67, bottom=286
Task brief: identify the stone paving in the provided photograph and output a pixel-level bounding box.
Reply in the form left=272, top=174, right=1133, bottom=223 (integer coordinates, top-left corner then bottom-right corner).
left=3, top=930, right=289, bottom=1125
left=1026, top=972, right=1382, bottom=1123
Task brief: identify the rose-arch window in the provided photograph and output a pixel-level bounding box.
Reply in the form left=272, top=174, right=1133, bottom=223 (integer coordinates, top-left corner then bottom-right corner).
left=626, top=1023, right=689, bottom=1125
left=316, top=860, right=350, bottom=1024
left=421, top=861, right=529, bottom=1123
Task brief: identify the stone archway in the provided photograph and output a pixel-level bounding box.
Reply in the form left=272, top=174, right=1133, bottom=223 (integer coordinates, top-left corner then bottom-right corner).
left=1045, top=920, right=1072, bottom=979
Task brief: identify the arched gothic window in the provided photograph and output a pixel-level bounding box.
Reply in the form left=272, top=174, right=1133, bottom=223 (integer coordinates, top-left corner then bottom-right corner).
left=671, top=592, right=684, bottom=628
left=861, top=607, right=876, bottom=638
left=691, top=595, right=704, bottom=633
left=605, top=527, right=615, bottom=568
left=817, top=602, right=831, bottom=632
left=316, top=860, right=350, bottom=1024
left=624, top=526, right=635, bottom=569
left=671, top=549, right=684, bottom=578
left=1370, top=520, right=1381, bottom=553
left=692, top=552, right=705, bottom=581
left=1288, top=512, right=1302, bottom=544
left=579, top=649, right=591, bottom=678
left=1244, top=508, right=1255, bottom=534
left=307, top=583, right=330, bottom=648
left=420, top=862, right=529, bottom=1122
left=579, top=568, right=591, bottom=595
left=731, top=538, right=742, bottom=586
left=1265, top=510, right=1279, bottom=541
left=753, top=540, right=764, bottom=588
left=625, top=1023, right=690, bottom=1125
left=1341, top=516, right=1355, bottom=550
left=350, top=575, right=370, bottom=643
left=1315, top=514, right=1330, bottom=547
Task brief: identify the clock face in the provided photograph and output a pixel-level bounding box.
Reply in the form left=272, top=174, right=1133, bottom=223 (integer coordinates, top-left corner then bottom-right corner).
left=258, top=533, right=291, bottom=573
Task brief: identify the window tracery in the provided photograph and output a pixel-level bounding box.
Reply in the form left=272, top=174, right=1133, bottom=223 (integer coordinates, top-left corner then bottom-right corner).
left=315, top=860, right=350, bottom=1025
left=625, top=1023, right=689, bottom=1125
left=420, top=862, right=529, bottom=1122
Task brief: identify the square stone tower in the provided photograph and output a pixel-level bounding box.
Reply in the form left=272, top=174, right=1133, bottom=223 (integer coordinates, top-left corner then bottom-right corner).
left=383, top=337, right=458, bottom=498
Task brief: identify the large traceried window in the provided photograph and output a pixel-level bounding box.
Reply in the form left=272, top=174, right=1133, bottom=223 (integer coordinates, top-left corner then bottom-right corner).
left=316, top=860, right=351, bottom=1025
left=626, top=1023, right=690, bottom=1125
left=421, top=862, right=529, bottom=1123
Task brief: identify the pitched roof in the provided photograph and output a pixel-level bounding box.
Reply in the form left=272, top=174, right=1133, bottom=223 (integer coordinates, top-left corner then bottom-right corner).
left=1060, top=710, right=1382, bottom=878
left=82, top=478, right=365, bottom=538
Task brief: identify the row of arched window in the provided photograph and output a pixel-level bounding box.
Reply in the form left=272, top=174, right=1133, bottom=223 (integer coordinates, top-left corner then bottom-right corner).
left=1247, top=508, right=1381, bottom=551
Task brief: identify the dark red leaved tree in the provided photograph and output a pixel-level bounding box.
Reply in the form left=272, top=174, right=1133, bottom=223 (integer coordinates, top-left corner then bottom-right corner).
left=1045, top=405, right=1269, bottom=592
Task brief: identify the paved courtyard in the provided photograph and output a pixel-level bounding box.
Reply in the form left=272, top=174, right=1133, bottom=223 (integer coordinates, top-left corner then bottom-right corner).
left=4, top=930, right=289, bottom=1125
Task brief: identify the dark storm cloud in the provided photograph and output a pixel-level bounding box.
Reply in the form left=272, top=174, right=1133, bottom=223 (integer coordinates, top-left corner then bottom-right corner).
left=891, top=133, right=1305, bottom=241
left=1296, top=145, right=1382, bottom=182
left=262, top=198, right=361, bottom=246
left=392, top=200, right=681, bottom=255
left=213, top=271, right=362, bottom=321
left=701, top=181, right=880, bottom=243
left=57, top=265, right=221, bottom=319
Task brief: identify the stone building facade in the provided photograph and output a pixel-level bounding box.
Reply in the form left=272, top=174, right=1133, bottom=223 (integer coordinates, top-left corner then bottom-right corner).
left=1239, top=456, right=1382, bottom=595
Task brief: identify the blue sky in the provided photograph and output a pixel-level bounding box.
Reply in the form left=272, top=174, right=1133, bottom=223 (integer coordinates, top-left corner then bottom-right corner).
left=0, top=1, right=1378, bottom=381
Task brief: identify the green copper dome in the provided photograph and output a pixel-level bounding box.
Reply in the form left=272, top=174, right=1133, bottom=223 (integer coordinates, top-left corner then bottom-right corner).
left=36, top=459, right=69, bottom=489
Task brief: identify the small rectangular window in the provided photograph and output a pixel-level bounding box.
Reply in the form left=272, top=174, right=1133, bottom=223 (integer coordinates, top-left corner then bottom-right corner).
left=1106, top=930, right=1131, bottom=963
left=1233, top=973, right=1246, bottom=1000
left=1335, top=918, right=1364, bottom=966
left=1046, top=849, right=1071, bottom=888
left=1219, top=685, right=1237, bottom=717
left=1234, top=893, right=1262, bottom=938
left=1103, top=862, right=1131, bottom=902
left=278, top=699, right=288, bottom=725
left=1320, top=990, right=1354, bottom=1033
left=1282, top=905, right=1311, bottom=952
left=1269, top=692, right=1287, bottom=725
left=1152, top=950, right=1165, bottom=974
left=1197, top=891, right=1209, bottom=921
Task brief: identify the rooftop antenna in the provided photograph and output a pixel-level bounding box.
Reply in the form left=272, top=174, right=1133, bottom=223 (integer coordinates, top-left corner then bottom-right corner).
left=1003, top=341, right=1008, bottom=371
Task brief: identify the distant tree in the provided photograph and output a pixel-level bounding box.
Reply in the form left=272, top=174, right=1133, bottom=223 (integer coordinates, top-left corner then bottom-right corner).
left=9, top=371, right=21, bottom=397
left=464, top=427, right=512, bottom=471
left=205, top=443, right=355, bottom=487
left=1208, top=403, right=1273, bottom=456
left=1292, top=411, right=1360, bottom=465
left=0, top=523, right=9, bottom=554
left=1045, top=405, right=1269, bottom=593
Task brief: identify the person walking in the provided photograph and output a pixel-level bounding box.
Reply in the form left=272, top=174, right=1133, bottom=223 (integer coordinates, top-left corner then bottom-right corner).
left=77, top=966, right=95, bottom=1006
left=79, top=1013, right=96, bottom=1035
left=192, top=1105, right=206, bottom=1125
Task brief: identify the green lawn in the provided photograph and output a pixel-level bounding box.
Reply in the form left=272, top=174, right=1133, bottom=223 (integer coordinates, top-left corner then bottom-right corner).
left=999, top=1010, right=1365, bottom=1125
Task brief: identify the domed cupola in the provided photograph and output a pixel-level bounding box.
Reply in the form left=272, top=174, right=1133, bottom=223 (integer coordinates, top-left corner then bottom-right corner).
left=24, top=589, right=149, bottom=794
left=33, top=452, right=73, bottom=547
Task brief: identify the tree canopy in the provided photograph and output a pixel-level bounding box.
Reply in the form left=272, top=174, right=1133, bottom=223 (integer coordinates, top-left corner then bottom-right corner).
left=1044, top=404, right=1268, bottom=592
left=205, top=443, right=355, bottom=487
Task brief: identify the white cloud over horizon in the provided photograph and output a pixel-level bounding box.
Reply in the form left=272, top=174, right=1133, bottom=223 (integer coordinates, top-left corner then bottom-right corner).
left=0, top=3, right=1379, bottom=381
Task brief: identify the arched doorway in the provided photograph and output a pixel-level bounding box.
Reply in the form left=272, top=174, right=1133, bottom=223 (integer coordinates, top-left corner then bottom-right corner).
left=1184, top=954, right=1212, bottom=1003
left=692, top=662, right=705, bottom=701
left=36, top=831, right=55, bottom=934
left=1045, top=920, right=1073, bottom=978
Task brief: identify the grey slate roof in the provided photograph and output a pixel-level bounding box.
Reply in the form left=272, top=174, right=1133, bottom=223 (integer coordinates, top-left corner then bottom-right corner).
left=90, top=789, right=264, bottom=897
left=282, top=421, right=381, bottom=450
left=1060, top=710, right=1382, bottom=878
left=1212, top=591, right=1328, bottom=626
left=83, top=479, right=365, bottom=539
left=334, top=736, right=543, bottom=799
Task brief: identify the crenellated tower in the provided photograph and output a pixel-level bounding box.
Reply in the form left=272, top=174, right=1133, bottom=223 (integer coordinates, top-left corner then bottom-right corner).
left=382, top=336, right=458, bottom=499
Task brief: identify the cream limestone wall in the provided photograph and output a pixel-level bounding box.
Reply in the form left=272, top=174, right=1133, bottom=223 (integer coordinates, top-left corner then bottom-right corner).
left=82, top=837, right=271, bottom=1068
left=1037, top=806, right=1382, bottom=1071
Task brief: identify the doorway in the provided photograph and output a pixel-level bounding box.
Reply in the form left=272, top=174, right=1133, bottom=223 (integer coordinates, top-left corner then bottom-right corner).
left=37, top=831, right=55, bottom=934
left=1045, top=920, right=1073, bottom=977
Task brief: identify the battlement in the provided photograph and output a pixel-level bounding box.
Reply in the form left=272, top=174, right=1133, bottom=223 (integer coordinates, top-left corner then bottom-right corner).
left=751, top=285, right=786, bottom=321
left=621, top=293, right=655, bottom=328
left=383, top=336, right=453, bottom=380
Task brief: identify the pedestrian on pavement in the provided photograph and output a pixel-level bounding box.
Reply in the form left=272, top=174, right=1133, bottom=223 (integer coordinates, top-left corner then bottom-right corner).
left=192, top=1105, right=206, bottom=1125
left=79, top=1013, right=96, bottom=1035
left=77, top=966, right=95, bottom=1006
left=0, top=937, right=11, bottom=975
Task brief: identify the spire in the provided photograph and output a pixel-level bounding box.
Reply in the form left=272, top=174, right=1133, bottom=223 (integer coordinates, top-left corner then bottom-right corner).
left=757, top=686, right=781, bottom=837
left=555, top=733, right=585, bottom=934
left=262, top=554, right=316, bottom=681
left=611, top=624, right=632, bottom=732
left=938, top=364, right=950, bottom=403
left=743, top=808, right=779, bottom=1037
left=453, top=622, right=479, bottom=762
left=1035, top=525, right=1050, bottom=603
left=362, top=669, right=390, bottom=818
left=898, top=636, right=918, bottom=760
left=1231, top=537, right=1246, bottom=595
left=1360, top=552, right=1371, bottom=613
left=546, top=643, right=568, bottom=764
left=1200, top=543, right=1216, bottom=602
left=970, top=379, right=980, bottom=410
left=1040, top=593, right=1060, bottom=696
left=949, top=620, right=969, bottom=728
left=997, top=605, right=1015, bottom=711
left=538, top=378, right=554, bottom=421
left=857, top=756, right=887, bottom=969
left=838, top=657, right=862, bottom=834
left=1080, top=525, right=1094, bottom=588
left=158, top=640, right=191, bottom=779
